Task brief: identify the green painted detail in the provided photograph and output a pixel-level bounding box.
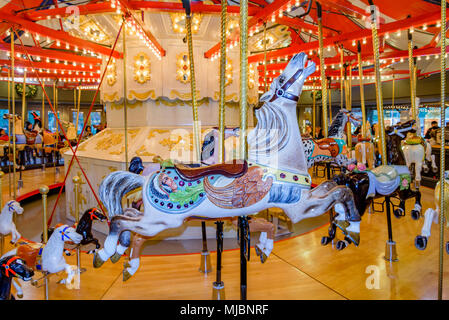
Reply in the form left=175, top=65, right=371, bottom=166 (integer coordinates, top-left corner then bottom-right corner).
left=399, top=173, right=411, bottom=190
left=169, top=183, right=204, bottom=205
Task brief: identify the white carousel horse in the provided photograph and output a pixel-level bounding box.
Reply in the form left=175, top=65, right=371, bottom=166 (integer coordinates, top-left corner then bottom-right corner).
left=401, top=133, right=438, bottom=189
left=93, top=53, right=362, bottom=280
left=2, top=225, right=83, bottom=288
left=415, top=171, right=449, bottom=251
left=301, top=109, right=361, bottom=168
left=354, top=121, right=375, bottom=170
left=0, top=200, right=24, bottom=244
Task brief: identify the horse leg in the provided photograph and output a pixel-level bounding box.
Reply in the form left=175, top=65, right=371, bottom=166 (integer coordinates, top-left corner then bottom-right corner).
left=12, top=278, right=23, bottom=298
left=414, top=161, right=422, bottom=190
left=123, top=233, right=147, bottom=281
left=110, top=231, right=131, bottom=263
left=248, top=218, right=275, bottom=263
left=431, top=154, right=438, bottom=173
left=10, top=226, right=21, bottom=244
left=415, top=208, right=437, bottom=250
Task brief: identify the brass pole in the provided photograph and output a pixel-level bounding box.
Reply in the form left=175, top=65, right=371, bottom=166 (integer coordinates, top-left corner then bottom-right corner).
left=21, top=70, right=26, bottom=129
left=369, top=4, right=387, bottom=165
left=340, top=47, right=344, bottom=109
left=438, top=0, right=446, bottom=300
left=392, top=71, right=395, bottom=109
left=76, top=88, right=81, bottom=136
left=122, top=18, right=129, bottom=168
left=239, top=0, right=249, bottom=160
left=312, top=89, right=316, bottom=138
left=357, top=42, right=367, bottom=138
left=39, top=185, right=49, bottom=300
left=218, top=0, right=227, bottom=164
left=328, top=80, right=332, bottom=124
left=263, top=23, right=268, bottom=93
left=7, top=69, right=11, bottom=198
left=408, top=30, right=417, bottom=122
left=41, top=86, right=45, bottom=129
left=346, top=68, right=352, bottom=150
left=185, top=13, right=201, bottom=163
left=317, top=3, right=328, bottom=138
left=11, top=29, right=17, bottom=201
left=73, top=176, right=81, bottom=272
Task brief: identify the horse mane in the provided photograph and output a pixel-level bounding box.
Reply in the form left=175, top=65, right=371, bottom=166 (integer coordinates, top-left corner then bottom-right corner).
left=248, top=101, right=288, bottom=157
left=328, top=111, right=345, bottom=137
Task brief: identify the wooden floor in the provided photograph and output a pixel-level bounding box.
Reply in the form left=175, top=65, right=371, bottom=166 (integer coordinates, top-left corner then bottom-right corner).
left=2, top=168, right=449, bottom=300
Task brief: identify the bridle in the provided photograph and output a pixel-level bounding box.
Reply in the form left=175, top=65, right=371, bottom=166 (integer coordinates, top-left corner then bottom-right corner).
left=59, top=226, right=74, bottom=242
left=269, top=67, right=304, bottom=103
left=88, top=208, right=101, bottom=221
left=2, top=256, right=19, bottom=278
left=387, top=125, right=413, bottom=139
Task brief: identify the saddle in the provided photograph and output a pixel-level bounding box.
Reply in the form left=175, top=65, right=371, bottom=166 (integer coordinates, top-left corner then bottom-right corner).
left=369, top=165, right=398, bottom=183
left=16, top=243, right=44, bottom=270
left=315, top=138, right=340, bottom=157
left=175, top=160, right=248, bottom=181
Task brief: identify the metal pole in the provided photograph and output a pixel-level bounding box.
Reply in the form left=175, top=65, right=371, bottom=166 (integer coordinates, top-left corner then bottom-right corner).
left=328, top=78, right=332, bottom=125
left=340, top=47, right=344, bottom=109
left=312, top=89, right=316, bottom=138
left=212, top=220, right=225, bottom=299
left=21, top=70, right=26, bottom=129
left=408, top=30, right=417, bottom=121
left=438, top=0, right=446, bottom=300
left=317, top=3, right=328, bottom=138
left=39, top=185, right=49, bottom=300
left=73, top=176, right=81, bottom=273
left=7, top=69, right=11, bottom=197
left=122, top=17, right=129, bottom=168
left=0, top=170, right=4, bottom=256
left=11, top=28, right=16, bottom=201
left=198, top=220, right=212, bottom=273
left=345, top=67, right=352, bottom=150
left=41, top=84, right=46, bottom=170
left=185, top=11, right=201, bottom=163
left=369, top=2, right=387, bottom=165
left=357, top=42, right=366, bottom=138
left=218, top=0, right=227, bottom=164
left=263, top=23, right=268, bottom=93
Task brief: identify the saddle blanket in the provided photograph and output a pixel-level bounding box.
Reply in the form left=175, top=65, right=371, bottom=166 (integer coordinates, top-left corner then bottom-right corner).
left=366, top=165, right=411, bottom=198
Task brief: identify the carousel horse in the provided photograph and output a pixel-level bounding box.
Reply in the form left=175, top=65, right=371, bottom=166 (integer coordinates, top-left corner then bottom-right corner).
left=0, top=200, right=24, bottom=244
left=354, top=122, right=375, bottom=170
left=111, top=152, right=278, bottom=281
left=401, top=132, right=438, bottom=189
left=322, top=120, right=422, bottom=250
left=0, top=255, right=34, bottom=300
left=42, top=208, right=107, bottom=254
left=302, top=109, right=361, bottom=168
left=2, top=225, right=83, bottom=287
left=93, top=53, right=362, bottom=280
left=415, top=171, right=449, bottom=251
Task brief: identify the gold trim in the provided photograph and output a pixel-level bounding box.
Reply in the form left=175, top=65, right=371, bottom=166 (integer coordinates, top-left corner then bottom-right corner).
left=128, top=90, right=156, bottom=100
left=110, top=101, right=143, bottom=110
left=133, top=52, right=151, bottom=84
left=213, top=92, right=239, bottom=102
left=169, top=89, right=201, bottom=100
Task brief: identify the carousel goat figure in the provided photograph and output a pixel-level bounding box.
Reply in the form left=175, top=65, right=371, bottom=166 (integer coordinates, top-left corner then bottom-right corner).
left=0, top=200, right=24, bottom=244
left=93, top=53, right=362, bottom=281
left=415, top=171, right=449, bottom=251
left=322, top=120, right=423, bottom=249
left=354, top=121, right=375, bottom=170
left=0, top=255, right=34, bottom=300
left=42, top=208, right=107, bottom=255
left=301, top=109, right=361, bottom=168
left=2, top=224, right=83, bottom=287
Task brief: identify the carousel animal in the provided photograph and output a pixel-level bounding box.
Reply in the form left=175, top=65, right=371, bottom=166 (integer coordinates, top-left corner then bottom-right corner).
left=93, top=53, right=362, bottom=281
left=109, top=153, right=278, bottom=281
left=415, top=171, right=449, bottom=251
left=0, top=255, right=34, bottom=300
left=402, top=132, right=438, bottom=189
left=2, top=225, right=83, bottom=287
left=322, top=120, right=423, bottom=250
left=0, top=200, right=24, bottom=244
left=354, top=122, right=375, bottom=170
left=42, top=208, right=107, bottom=254
left=301, top=109, right=361, bottom=168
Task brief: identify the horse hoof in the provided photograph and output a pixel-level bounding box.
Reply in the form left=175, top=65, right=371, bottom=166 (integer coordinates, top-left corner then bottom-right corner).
left=110, top=252, right=122, bottom=264
left=321, top=236, right=331, bottom=246
left=411, top=210, right=420, bottom=221
left=415, top=236, right=427, bottom=250
left=16, top=293, right=23, bottom=299
left=260, top=253, right=268, bottom=264
left=124, top=262, right=131, bottom=269
left=31, top=280, right=38, bottom=287
left=393, top=208, right=405, bottom=219
left=255, top=246, right=262, bottom=257
left=336, top=240, right=347, bottom=251
left=93, top=252, right=106, bottom=268
left=123, top=269, right=132, bottom=282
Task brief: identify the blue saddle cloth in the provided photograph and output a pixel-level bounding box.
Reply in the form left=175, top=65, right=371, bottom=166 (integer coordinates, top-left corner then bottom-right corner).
left=366, top=165, right=410, bottom=198
left=146, top=167, right=219, bottom=214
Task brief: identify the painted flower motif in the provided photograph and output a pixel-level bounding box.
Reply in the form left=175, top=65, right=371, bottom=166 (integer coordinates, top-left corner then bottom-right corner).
left=402, top=178, right=409, bottom=187
left=347, top=164, right=356, bottom=172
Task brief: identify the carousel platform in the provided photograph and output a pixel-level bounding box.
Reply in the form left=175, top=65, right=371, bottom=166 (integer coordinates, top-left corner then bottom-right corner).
left=2, top=168, right=448, bottom=300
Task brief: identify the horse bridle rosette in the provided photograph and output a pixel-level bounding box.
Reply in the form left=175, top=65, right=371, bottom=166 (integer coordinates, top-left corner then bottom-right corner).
left=269, top=67, right=304, bottom=103
left=2, top=256, right=19, bottom=278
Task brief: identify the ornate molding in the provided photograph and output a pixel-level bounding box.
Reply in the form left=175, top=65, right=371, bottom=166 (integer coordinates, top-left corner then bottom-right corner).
left=128, top=90, right=156, bottom=101
left=133, top=52, right=151, bottom=84
left=103, top=91, right=119, bottom=102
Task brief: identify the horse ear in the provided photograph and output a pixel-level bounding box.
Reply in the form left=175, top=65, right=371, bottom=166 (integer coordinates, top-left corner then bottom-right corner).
left=54, top=223, right=64, bottom=229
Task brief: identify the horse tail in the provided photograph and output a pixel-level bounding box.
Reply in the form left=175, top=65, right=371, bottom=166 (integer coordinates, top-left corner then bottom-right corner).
left=99, top=171, right=144, bottom=218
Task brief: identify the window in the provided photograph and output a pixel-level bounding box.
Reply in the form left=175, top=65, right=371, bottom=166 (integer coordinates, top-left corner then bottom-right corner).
left=72, top=111, right=84, bottom=135
left=90, top=112, right=101, bottom=134
left=28, top=110, right=40, bottom=125
left=48, top=111, right=60, bottom=133
left=0, top=110, right=10, bottom=133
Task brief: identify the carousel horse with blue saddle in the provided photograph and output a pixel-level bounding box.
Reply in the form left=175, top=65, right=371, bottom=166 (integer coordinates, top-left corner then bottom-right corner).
left=321, top=119, right=422, bottom=250
left=92, top=53, right=362, bottom=284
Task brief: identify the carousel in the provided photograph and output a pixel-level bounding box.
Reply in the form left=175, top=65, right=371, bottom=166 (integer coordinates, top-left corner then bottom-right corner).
left=0, top=0, right=448, bottom=302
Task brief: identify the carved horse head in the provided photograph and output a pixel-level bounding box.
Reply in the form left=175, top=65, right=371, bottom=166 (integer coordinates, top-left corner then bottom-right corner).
left=260, top=52, right=315, bottom=107
left=3, top=200, right=24, bottom=216
left=328, top=109, right=362, bottom=138
left=0, top=255, right=34, bottom=281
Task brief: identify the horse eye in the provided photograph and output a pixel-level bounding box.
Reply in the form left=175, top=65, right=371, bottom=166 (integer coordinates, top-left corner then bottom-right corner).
left=210, top=149, right=214, bottom=157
